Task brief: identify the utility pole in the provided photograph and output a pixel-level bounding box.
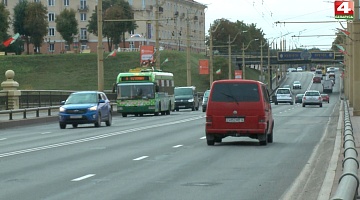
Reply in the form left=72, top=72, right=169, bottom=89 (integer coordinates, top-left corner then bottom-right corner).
left=228, top=35, right=231, bottom=79
left=155, top=0, right=160, bottom=70
left=186, top=10, right=191, bottom=86
left=352, top=0, right=360, bottom=115
left=209, top=23, right=221, bottom=88
left=97, top=0, right=104, bottom=91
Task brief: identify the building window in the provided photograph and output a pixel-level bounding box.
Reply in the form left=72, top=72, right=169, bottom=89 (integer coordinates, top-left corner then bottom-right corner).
left=80, top=13, right=86, bottom=21
left=48, top=13, right=55, bottom=21
left=49, top=43, right=55, bottom=52
left=80, top=0, right=86, bottom=9
left=48, top=0, right=55, bottom=6
left=48, top=27, right=55, bottom=36
left=63, top=0, right=69, bottom=6
left=34, top=0, right=40, bottom=2
left=3, top=0, right=7, bottom=6
left=80, top=28, right=87, bottom=40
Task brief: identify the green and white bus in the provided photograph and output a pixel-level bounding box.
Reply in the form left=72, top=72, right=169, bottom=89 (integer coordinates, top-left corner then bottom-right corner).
left=114, top=68, right=175, bottom=117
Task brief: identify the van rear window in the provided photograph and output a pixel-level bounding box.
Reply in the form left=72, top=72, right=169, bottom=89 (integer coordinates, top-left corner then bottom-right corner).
left=211, top=83, right=260, bottom=102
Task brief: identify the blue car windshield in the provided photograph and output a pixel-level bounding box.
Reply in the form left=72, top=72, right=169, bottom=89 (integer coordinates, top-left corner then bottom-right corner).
left=65, top=93, right=98, bottom=104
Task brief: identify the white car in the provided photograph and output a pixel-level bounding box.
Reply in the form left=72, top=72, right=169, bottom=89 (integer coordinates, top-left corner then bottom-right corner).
left=302, top=90, right=322, bottom=107
left=292, top=81, right=302, bottom=89
left=274, top=88, right=293, bottom=105
left=297, top=67, right=303, bottom=72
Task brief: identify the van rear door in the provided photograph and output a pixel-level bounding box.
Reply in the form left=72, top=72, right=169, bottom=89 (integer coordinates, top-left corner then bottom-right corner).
left=207, top=82, right=263, bottom=130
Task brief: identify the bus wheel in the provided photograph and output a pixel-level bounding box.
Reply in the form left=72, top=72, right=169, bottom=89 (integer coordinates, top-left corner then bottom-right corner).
left=122, top=113, right=127, bottom=117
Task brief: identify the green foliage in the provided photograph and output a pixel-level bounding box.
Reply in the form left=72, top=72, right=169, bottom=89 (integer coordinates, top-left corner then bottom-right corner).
left=13, top=0, right=30, bottom=54
left=0, top=51, right=262, bottom=92
left=55, top=9, right=78, bottom=47
left=24, top=2, right=48, bottom=53
left=87, top=0, right=137, bottom=51
left=0, top=2, right=10, bottom=50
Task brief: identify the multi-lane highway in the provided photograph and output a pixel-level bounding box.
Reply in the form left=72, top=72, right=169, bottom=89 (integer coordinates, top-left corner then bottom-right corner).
left=0, top=71, right=341, bottom=200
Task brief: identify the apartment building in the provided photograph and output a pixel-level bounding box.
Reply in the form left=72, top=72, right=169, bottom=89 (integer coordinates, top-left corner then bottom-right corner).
left=3, top=0, right=207, bottom=54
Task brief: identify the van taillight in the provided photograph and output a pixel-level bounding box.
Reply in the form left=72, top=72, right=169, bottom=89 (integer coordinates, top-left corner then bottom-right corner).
left=258, top=116, right=266, bottom=123
left=206, top=116, right=212, bottom=123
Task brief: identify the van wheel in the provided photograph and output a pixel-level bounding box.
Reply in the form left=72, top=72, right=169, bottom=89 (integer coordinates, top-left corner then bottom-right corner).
left=259, top=134, right=268, bottom=146
left=320, top=104, right=322, bottom=108
left=206, top=135, right=215, bottom=146
left=72, top=124, right=78, bottom=128
left=214, top=137, right=222, bottom=143
left=275, top=102, right=278, bottom=105
left=290, top=101, right=293, bottom=105
left=267, top=122, right=274, bottom=143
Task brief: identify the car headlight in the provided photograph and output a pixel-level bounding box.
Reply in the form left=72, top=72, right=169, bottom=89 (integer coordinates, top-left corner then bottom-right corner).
left=188, top=98, right=194, bottom=102
left=89, top=106, right=97, bottom=111
left=59, top=107, right=66, bottom=112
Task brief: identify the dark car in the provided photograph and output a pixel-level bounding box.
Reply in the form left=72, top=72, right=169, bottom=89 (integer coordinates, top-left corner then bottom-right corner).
left=202, top=89, right=210, bottom=112
left=174, top=86, right=199, bottom=111
left=313, top=76, right=321, bottom=83
left=58, top=91, right=112, bottom=129
left=295, top=94, right=304, bottom=103
left=321, top=94, right=330, bottom=103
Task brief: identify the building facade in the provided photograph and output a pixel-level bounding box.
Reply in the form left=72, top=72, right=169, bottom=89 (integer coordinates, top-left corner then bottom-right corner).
left=3, top=0, right=207, bottom=54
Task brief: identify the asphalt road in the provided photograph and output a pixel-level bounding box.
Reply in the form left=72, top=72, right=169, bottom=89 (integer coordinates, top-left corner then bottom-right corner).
left=0, top=71, right=341, bottom=200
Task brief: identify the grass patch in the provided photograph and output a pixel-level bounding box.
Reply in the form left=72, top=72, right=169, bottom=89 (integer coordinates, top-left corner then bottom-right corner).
left=0, top=51, right=262, bottom=93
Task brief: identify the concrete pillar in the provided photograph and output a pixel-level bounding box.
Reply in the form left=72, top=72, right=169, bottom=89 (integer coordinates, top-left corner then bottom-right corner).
left=1, top=70, right=21, bottom=110
left=352, top=21, right=360, bottom=115
left=348, top=22, right=353, bottom=105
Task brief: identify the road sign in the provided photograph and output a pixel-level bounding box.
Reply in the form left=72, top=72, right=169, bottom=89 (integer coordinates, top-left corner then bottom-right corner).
left=334, top=0, right=354, bottom=20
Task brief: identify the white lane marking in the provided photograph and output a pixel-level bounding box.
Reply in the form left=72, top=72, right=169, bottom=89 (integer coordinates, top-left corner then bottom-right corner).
left=0, top=116, right=204, bottom=158
left=173, top=145, right=183, bottom=148
left=200, top=136, right=206, bottom=140
left=71, top=174, right=96, bottom=182
left=133, top=156, right=148, bottom=161
left=0, top=138, right=7, bottom=141
left=41, top=132, right=51, bottom=135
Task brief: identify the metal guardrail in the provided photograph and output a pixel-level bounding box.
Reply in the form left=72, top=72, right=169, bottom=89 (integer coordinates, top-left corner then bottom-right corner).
left=331, top=99, right=359, bottom=200
left=0, top=106, right=60, bottom=120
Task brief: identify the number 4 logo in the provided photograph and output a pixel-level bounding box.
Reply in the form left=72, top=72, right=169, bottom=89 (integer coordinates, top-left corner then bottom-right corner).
left=335, top=1, right=354, bottom=16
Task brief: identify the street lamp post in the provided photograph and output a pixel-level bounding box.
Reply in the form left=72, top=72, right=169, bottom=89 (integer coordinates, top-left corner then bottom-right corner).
left=209, top=23, right=221, bottom=88
left=227, top=31, right=242, bottom=79
left=242, top=39, right=258, bottom=79
left=259, top=39, right=267, bottom=82
left=267, top=37, right=278, bottom=91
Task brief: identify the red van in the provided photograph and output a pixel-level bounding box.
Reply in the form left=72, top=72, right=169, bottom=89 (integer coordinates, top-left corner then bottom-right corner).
left=205, top=79, right=274, bottom=146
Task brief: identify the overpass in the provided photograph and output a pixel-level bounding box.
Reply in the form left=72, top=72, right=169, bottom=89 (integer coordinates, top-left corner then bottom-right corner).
left=229, top=50, right=344, bottom=67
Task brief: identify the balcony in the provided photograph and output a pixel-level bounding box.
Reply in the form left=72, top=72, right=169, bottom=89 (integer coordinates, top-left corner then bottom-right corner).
left=78, top=5, right=89, bottom=12
left=79, top=35, right=88, bottom=41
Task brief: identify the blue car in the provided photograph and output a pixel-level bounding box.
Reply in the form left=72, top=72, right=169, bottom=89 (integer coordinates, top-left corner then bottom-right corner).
left=58, top=91, right=112, bottom=129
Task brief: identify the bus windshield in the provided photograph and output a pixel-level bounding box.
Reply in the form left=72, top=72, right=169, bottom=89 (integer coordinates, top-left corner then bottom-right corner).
left=117, top=83, right=155, bottom=100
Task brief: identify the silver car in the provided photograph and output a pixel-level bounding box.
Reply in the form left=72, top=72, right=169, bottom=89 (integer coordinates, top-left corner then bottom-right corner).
left=302, top=90, right=322, bottom=107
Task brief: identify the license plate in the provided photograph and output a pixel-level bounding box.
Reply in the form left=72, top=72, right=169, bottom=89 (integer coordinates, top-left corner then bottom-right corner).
left=226, top=117, right=244, bottom=123
left=70, top=115, right=82, bottom=119
left=179, top=106, right=185, bottom=108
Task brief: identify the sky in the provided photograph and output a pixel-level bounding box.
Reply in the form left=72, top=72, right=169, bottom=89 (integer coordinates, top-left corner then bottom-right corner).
left=195, top=0, right=348, bottom=51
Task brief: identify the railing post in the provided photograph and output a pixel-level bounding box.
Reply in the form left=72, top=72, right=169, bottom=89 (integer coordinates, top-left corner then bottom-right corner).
left=9, top=110, right=12, bottom=120
left=23, top=108, right=26, bottom=119
left=36, top=108, right=39, bottom=117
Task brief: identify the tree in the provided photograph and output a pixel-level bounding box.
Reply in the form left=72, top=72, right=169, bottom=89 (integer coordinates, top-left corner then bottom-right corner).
left=13, top=0, right=28, bottom=54
left=0, top=3, right=10, bottom=51
left=24, top=2, right=48, bottom=54
left=87, top=0, right=137, bottom=51
left=55, top=8, right=78, bottom=50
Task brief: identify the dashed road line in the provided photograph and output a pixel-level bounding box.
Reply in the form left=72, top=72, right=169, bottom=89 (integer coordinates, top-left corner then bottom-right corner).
left=133, top=156, right=148, bottom=161
left=71, top=174, right=96, bottom=182
left=173, top=145, right=183, bottom=148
